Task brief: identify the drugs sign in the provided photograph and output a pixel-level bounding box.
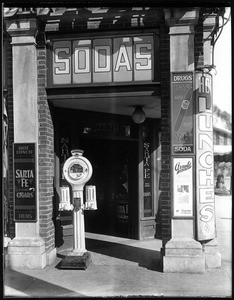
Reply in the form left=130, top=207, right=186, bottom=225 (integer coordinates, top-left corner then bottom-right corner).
left=171, top=72, right=194, bottom=155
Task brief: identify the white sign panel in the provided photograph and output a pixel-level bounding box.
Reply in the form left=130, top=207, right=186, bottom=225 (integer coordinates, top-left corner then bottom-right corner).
left=195, top=72, right=216, bottom=241
left=51, top=35, right=154, bottom=86
left=173, top=157, right=193, bottom=217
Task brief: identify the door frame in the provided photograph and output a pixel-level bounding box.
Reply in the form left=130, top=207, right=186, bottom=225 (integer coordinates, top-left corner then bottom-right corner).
left=138, top=119, right=161, bottom=240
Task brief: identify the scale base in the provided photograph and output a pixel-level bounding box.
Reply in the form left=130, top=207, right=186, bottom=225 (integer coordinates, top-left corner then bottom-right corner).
left=59, top=251, right=91, bottom=270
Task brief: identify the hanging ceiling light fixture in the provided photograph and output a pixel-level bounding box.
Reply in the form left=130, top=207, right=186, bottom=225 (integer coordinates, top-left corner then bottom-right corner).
left=132, top=106, right=146, bottom=124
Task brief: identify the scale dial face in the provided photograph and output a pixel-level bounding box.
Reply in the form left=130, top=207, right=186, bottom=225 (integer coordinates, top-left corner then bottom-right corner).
left=68, top=163, right=87, bottom=180
left=63, top=155, right=93, bottom=187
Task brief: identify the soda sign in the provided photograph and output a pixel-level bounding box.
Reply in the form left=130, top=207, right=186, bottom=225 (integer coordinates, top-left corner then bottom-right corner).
left=50, top=35, right=154, bottom=86
left=171, top=72, right=194, bottom=155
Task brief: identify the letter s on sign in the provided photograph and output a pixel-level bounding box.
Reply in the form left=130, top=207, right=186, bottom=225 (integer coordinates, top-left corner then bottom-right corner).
left=199, top=204, right=214, bottom=222
left=54, top=48, right=70, bottom=74
left=135, top=43, right=152, bottom=70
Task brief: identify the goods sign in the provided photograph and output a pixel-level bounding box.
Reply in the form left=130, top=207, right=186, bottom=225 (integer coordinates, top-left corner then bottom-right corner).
left=171, top=72, right=194, bottom=154
left=13, top=143, right=37, bottom=221
left=50, top=35, right=154, bottom=86
left=173, top=157, right=193, bottom=217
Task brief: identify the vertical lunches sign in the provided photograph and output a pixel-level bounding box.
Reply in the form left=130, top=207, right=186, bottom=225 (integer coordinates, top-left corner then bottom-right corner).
left=13, top=143, right=37, bottom=221
left=173, top=157, right=193, bottom=217
left=195, top=72, right=216, bottom=241
left=171, top=73, right=194, bottom=154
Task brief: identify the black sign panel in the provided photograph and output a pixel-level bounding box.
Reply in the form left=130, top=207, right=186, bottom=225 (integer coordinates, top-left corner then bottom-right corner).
left=143, top=123, right=153, bottom=218
left=13, top=143, right=37, bottom=221
left=171, top=72, right=194, bottom=155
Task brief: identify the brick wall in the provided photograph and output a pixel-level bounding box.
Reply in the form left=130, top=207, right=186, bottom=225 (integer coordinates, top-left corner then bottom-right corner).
left=37, top=45, right=55, bottom=253
left=194, top=13, right=204, bottom=69
left=159, top=24, right=171, bottom=249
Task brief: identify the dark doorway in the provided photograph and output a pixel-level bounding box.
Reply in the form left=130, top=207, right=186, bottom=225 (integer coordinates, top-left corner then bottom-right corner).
left=54, top=109, right=140, bottom=244
left=80, top=137, right=138, bottom=239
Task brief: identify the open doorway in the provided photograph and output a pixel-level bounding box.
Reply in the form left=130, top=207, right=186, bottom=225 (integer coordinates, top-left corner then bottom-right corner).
left=54, top=110, right=140, bottom=246
left=80, top=137, right=138, bottom=239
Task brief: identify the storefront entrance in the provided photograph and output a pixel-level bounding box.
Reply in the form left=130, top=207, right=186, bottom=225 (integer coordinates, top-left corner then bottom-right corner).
left=54, top=109, right=140, bottom=244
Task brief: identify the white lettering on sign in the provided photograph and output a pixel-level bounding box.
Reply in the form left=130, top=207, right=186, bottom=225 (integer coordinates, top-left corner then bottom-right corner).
left=199, top=76, right=211, bottom=93
left=143, top=142, right=150, bottom=167
left=51, top=35, right=154, bottom=85
left=195, top=73, right=216, bottom=241
left=135, top=44, right=152, bottom=70
left=94, top=46, right=111, bottom=72
left=54, top=47, right=70, bottom=74
left=174, top=146, right=192, bottom=153
left=74, top=47, right=90, bottom=73
left=173, top=74, right=193, bottom=82
left=16, top=145, right=33, bottom=155
left=17, top=192, right=34, bottom=198
left=15, top=169, right=34, bottom=178
left=115, top=44, right=131, bottom=71
left=15, top=169, right=34, bottom=188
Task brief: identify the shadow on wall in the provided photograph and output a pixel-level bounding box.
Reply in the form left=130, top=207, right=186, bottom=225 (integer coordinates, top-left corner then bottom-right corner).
left=155, top=191, right=162, bottom=239
left=53, top=187, right=64, bottom=248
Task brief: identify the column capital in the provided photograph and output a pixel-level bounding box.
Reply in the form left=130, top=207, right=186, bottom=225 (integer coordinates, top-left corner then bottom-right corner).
left=164, top=7, right=200, bottom=31
left=202, top=14, right=217, bottom=40
left=5, top=17, right=38, bottom=40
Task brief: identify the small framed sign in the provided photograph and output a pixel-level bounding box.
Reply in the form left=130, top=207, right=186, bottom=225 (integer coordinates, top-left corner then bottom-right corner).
left=171, top=72, right=194, bottom=155
left=13, top=143, right=37, bottom=222
left=173, top=157, right=194, bottom=217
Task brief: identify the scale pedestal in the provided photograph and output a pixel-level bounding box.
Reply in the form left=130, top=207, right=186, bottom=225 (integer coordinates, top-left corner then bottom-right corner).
left=59, top=150, right=94, bottom=270
left=60, top=251, right=92, bottom=270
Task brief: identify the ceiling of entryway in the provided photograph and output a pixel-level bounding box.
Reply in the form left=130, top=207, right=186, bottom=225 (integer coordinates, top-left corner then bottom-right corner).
left=48, top=87, right=161, bottom=119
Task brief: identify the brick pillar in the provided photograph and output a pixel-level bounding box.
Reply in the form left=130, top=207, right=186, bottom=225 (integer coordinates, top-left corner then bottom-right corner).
left=163, top=8, right=205, bottom=273
left=194, top=12, right=221, bottom=269
left=5, top=17, right=49, bottom=269
left=37, top=37, right=57, bottom=265
left=159, top=24, right=171, bottom=249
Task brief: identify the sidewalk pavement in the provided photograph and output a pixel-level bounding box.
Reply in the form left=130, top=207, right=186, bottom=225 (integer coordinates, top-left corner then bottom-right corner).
left=3, top=196, right=232, bottom=298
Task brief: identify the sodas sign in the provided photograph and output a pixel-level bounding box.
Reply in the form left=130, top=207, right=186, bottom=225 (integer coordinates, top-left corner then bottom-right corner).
left=50, top=35, right=154, bottom=86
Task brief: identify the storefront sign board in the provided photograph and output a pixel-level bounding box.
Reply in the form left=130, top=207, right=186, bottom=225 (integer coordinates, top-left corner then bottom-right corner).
left=195, top=72, right=216, bottom=241
left=50, top=35, right=154, bottom=86
left=13, top=143, right=37, bottom=221
left=173, top=157, right=193, bottom=217
left=171, top=72, right=194, bottom=154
